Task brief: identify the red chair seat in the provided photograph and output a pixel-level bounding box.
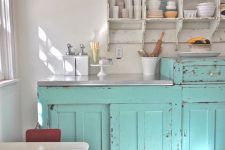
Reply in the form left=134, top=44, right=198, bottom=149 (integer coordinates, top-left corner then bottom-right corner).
left=26, top=129, right=61, bottom=142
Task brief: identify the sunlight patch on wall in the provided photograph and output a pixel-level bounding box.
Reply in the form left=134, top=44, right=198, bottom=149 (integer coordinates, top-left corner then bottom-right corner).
left=39, top=48, right=47, bottom=61
left=38, top=26, right=64, bottom=74
left=47, top=64, right=56, bottom=74
left=50, top=46, right=63, bottom=61
left=38, top=27, right=47, bottom=43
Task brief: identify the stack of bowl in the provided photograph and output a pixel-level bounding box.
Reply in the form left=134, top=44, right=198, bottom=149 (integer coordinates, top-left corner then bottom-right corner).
left=164, top=0, right=178, bottom=18
left=221, top=3, right=225, bottom=18
left=197, top=2, right=216, bottom=17
left=124, top=0, right=134, bottom=18
left=147, top=0, right=163, bottom=18
left=117, top=0, right=125, bottom=18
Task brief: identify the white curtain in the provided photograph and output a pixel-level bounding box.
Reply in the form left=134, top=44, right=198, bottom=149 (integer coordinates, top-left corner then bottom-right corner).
left=0, top=0, right=15, bottom=80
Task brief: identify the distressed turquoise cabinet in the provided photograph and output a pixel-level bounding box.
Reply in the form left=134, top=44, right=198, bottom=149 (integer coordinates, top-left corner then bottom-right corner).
left=182, top=103, right=225, bottom=150
left=110, top=104, right=172, bottom=150
left=161, top=57, right=225, bottom=150
left=38, top=86, right=180, bottom=150
left=49, top=104, right=109, bottom=150
left=38, top=57, right=225, bottom=150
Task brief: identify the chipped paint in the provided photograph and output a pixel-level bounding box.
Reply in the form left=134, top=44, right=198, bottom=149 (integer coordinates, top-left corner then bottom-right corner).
left=49, top=104, right=55, bottom=110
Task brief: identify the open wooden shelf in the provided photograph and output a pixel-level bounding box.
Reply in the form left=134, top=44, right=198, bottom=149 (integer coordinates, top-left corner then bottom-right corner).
left=107, top=0, right=225, bottom=51
left=146, top=18, right=178, bottom=22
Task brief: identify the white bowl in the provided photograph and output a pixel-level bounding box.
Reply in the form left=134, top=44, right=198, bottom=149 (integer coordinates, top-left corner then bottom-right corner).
left=198, top=9, right=215, bottom=12
left=197, top=8, right=216, bottom=12
left=197, top=5, right=216, bottom=9
left=148, top=0, right=161, bottom=2
left=197, top=2, right=215, bottom=6
left=167, top=1, right=176, bottom=4
left=198, top=12, right=215, bottom=16
left=197, top=6, right=215, bottom=17
left=148, top=1, right=161, bottom=4
left=147, top=5, right=160, bottom=9
left=148, top=2, right=161, bottom=6
left=198, top=12, right=215, bottom=17
left=166, top=5, right=176, bottom=10
left=197, top=8, right=215, bottom=12
left=147, top=4, right=161, bottom=7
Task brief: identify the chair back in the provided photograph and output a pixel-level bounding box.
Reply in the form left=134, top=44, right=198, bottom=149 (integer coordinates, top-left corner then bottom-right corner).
left=26, top=129, right=61, bottom=142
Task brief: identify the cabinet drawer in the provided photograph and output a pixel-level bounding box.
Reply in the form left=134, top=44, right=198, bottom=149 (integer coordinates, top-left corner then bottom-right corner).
left=161, top=58, right=225, bottom=84
left=183, top=65, right=225, bottom=83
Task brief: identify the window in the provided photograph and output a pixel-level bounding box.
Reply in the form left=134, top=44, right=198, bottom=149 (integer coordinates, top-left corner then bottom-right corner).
left=0, top=0, right=16, bottom=81
left=0, top=51, right=3, bottom=80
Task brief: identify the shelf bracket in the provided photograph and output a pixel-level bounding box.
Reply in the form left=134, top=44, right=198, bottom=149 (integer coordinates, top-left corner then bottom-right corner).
left=175, top=19, right=183, bottom=51
left=141, top=20, right=146, bottom=50
left=107, top=20, right=110, bottom=51
left=210, top=19, right=220, bottom=42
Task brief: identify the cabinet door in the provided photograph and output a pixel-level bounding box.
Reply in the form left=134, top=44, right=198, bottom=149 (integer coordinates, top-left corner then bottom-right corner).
left=182, top=103, right=225, bottom=150
left=49, top=104, right=109, bottom=150
left=110, top=104, right=172, bottom=150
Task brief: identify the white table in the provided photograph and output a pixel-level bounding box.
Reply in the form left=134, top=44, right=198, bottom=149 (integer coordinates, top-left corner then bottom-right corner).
left=0, top=142, right=89, bottom=150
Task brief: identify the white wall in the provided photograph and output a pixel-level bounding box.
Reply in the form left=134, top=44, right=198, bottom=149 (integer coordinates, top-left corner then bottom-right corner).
left=0, top=82, right=22, bottom=142
left=14, top=0, right=107, bottom=139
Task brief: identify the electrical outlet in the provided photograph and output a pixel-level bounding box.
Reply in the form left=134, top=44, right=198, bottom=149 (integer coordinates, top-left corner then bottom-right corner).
left=115, top=47, right=123, bottom=59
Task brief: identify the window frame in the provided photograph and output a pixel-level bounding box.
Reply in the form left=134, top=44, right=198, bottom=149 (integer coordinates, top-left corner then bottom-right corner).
left=0, top=51, right=4, bottom=80
left=0, top=0, right=16, bottom=81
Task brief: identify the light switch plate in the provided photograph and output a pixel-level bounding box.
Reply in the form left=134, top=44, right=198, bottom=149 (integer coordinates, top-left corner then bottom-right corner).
left=115, top=47, right=123, bottom=59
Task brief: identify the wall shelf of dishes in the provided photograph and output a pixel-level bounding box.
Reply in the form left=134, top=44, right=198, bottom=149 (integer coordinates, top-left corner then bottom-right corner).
left=107, top=0, right=225, bottom=50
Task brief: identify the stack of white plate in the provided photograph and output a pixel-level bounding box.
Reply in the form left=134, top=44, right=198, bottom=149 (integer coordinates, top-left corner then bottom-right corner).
left=147, top=0, right=163, bottom=18
left=196, top=2, right=216, bottom=17
left=147, top=10, right=163, bottom=18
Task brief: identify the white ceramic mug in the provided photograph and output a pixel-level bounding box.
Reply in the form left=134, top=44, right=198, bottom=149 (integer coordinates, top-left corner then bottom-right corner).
left=113, top=6, right=119, bottom=18
left=134, top=5, right=142, bottom=19
left=128, top=6, right=133, bottom=18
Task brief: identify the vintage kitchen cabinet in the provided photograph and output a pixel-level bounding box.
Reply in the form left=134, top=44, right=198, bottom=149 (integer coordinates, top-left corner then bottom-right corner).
left=38, top=86, right=180, bottom=150
left=49, top=104, right=109, bottom=150
left=110, top=104, right=172, bottom=150
left=161, top=57, right=225, bottom=150
left=182, top=103, right=225, bottom=150
left=38, top=57, right=225, bottom=150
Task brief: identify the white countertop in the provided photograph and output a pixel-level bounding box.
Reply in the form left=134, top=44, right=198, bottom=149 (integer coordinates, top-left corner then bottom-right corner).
left=0, top=142, right=89, bottom=150
left=37, top=74, right=173, bottom=87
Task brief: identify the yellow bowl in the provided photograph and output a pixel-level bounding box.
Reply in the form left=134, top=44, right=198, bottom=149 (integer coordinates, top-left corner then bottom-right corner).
left=164, top=11, right=178, bottom=18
